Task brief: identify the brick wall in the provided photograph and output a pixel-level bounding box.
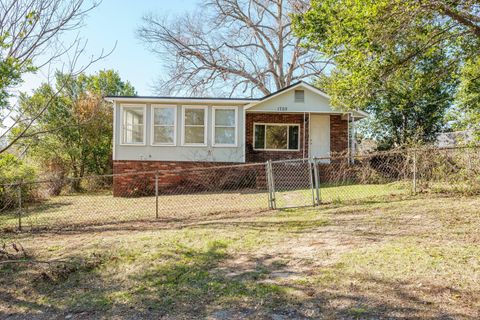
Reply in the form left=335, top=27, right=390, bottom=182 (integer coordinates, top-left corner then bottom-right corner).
left=245, top=113, right=310, bottom=162
left=330, top=115, right=349, bottom=154
left=113, top=160, right=266, bottom=196
left=245, top=113, right=349, bottom=162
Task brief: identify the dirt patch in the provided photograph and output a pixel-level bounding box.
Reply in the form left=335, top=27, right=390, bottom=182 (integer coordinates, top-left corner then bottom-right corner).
left=2, top=195, right=480, bottom=319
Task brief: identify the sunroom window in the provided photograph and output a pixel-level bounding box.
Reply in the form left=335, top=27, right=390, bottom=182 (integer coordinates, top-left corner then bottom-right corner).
left=213, top=107, right=236, bottom=146
left=152, top=106, right=176, bottom=145
left=183, top=106, right=207, bottom=145
left=254, top=124, right=299, bottom=151
left=122, top=105, right=145, bottom=144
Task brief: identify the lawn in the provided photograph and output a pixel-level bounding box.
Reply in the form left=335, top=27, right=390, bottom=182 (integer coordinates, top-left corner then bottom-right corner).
left=0, top=182, right=408, bottom=230
left=1, top=193, right=479, bottom=319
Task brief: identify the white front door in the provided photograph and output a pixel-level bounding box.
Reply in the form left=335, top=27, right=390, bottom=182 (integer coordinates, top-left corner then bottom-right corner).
left=310, top=114, right=330, bottom=159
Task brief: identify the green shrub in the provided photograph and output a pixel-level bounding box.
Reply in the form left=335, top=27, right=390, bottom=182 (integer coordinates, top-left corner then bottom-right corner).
left=0, top=154, right=37, bottom=209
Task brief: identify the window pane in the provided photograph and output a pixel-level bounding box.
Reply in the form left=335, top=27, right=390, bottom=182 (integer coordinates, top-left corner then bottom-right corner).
left=124, top=107, right=144, bottom=125
left=185, top=126, right=205, bottom=144
left=215, top=109, right=235, bottom=126
left=288, top=126, right=299, bottom=150
left=154, top=126, right=174, bottom=144
left=124, top=125, right=143, bottom=143
left=154, top=108, right=175, bottom=125
left=184, top=108, right=205, bottom=126
left=215, top=127, right=235, bottom=145
left=266, top=125, right=288, bottom=149
left=254, top=125, right=265, bottom=149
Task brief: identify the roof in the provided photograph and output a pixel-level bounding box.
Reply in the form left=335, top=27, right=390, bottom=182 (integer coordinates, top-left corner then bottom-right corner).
left=104, top=95, right=258, bottom=104
left=259, top=81, right=330, bottom=101
left=105, top=81, right=317, bottom=103
left=105, top=95, right=258, bottom=101
left=244, top=81, right=330, bottom=110
left=106, top=81, right=368, bottom=118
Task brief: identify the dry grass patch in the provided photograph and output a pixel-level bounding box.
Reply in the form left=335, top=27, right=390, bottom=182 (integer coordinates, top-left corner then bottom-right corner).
left=1, top=194, right=479, bottom=319
left=0, top=182, right=408, bottom=231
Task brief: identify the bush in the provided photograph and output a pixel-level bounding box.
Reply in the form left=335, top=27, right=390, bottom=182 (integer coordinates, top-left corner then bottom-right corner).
left=0, top=154, right=37, bottom=209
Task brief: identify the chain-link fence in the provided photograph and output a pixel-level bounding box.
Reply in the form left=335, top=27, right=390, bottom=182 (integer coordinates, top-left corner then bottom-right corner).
left=1, top=146, right=479, bottom=231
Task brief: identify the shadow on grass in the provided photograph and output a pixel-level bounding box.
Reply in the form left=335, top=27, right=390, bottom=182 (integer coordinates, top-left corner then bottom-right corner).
left=124, top=241, right=290, bottom=317
left=2, top=241, right=292, bottom=318
left=27, top=200, right=74, bottom=214
left=2, top=241, right=476, bottom=319
left=305, top=274, right=474, bottom=319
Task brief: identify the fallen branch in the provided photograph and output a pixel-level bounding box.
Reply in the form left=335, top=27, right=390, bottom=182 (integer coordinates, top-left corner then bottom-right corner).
left=0, top=259, right=69, bottom=265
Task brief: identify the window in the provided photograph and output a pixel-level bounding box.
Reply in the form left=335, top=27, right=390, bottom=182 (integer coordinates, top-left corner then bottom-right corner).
left=294, top=90, right=305, bottom=102
left=121, top=105, right=145, bottom=145
left=213, top=107, right=237, bottom=146
left=254, top=124, right=300, bottom=151
left=182, top=106, right=207, bottom=145
left=152, top=105, right=176, bottom=145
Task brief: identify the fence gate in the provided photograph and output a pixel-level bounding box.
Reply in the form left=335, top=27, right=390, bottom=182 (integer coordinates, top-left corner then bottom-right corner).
left=267, top=159, right=320, bottom=209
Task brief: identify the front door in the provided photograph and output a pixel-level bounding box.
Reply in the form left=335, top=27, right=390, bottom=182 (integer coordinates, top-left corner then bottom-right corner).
left=310, top=114, right=330, bottom=159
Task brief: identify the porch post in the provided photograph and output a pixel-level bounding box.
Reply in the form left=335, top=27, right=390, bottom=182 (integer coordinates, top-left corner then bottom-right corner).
left=351, top=113, right=356, bottom=163
left=347, top=112, right=351, bottom=164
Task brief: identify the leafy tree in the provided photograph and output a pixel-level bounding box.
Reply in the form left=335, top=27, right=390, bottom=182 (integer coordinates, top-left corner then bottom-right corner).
left=293, top=0, right=478, bottom=148
left=1, top=0, right=107, bottom=154
left=450, top=56, right=480, bottom=140
left=16, top=70, right=135, bottom=190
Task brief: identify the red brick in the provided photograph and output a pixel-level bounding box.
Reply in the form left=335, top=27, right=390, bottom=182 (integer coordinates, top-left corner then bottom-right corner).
left=112, top=161, right=266, bottom=196
left=245, top=113, right=310, bottom=162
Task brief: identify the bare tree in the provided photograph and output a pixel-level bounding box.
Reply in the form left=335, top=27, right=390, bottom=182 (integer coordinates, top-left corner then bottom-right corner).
left=138, top=0, right=330, bottom=97
left=0, top=0, right=112, bottom=154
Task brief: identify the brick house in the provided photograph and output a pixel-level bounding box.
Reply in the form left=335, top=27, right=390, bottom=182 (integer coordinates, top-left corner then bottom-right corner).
left=107, top=82, right=367, bottom=195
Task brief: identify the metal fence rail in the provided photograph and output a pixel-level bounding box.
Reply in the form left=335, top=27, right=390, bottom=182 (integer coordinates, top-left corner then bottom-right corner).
left=1, top=145, right=480, bottom=231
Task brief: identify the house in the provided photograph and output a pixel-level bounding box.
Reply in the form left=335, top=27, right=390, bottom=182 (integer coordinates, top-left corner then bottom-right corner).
left=106, top=81, right=367, bottom=195
left=436, top=130, right=474, bottom=148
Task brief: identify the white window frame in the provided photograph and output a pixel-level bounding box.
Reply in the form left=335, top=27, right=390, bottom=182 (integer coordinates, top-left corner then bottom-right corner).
left=151, top=105, right=177, bottom=146
left=181, top=105, right=208, bottom=146
left=120, top=104, right=146, bottom=146
left=253, top=122, right=301, bottom=152
left=212, top=106, right=238, bottom=147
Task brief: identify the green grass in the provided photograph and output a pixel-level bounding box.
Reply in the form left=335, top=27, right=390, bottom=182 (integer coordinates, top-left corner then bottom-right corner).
left=275, top=182, right=408, bottom=208
left=1, top=194, right=479, bottom=318
left=0, top=182, right=410, bottom=230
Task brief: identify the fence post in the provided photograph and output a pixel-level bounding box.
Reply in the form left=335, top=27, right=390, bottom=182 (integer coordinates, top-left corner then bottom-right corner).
left=308, top=160, right=316, bottom=206
left=313, top=158, right=321, bottom=205
left=17, top=184, right=22, bottom=231
left=412, top=150, right=417, bottom=195
left=265, top=161, right=272, bottom=209
left=266, top=160, right=276, bottom=210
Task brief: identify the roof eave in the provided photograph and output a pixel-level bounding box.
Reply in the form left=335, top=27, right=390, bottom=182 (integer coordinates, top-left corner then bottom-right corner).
left=105, top=96, right=259, bottom=105
left=245, top=81, right=331, bottom=110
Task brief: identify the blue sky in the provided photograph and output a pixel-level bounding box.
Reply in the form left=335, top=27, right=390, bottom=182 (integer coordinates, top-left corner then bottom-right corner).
left=22, top=0, right=200, bottom=95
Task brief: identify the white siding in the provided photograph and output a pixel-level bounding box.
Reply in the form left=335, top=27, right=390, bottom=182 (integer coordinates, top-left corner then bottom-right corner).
left=114, top=102, right=246, bottom=163
left=248, top=85, right=337, bottom=113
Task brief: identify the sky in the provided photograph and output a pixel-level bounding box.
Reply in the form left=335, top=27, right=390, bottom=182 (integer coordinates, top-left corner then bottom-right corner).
left=21, top=0, right=200, bottom=96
